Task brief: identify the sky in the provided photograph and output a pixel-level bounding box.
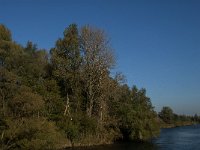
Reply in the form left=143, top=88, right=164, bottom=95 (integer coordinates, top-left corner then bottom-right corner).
left=0, top=0, right=200, bottom=115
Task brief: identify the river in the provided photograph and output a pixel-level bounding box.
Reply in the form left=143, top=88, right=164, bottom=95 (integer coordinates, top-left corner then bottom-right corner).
left=154, top=124, right=200, bottom=150
left=68, top=124, right=200, bottom=150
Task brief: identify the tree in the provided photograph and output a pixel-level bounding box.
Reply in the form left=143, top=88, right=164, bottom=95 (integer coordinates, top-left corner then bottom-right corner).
left=0, top=24, right=12, bottom=67
left=80, top=25, right=115, bottom=119
left=9, top=86, right=44, bottom=118
left=118, top=86, right=160, bottom=140
left=0, top=24, right=67, bottom=149
left=194, top=114, right=199, bottom=122
left=51, top=24, right=81, bottom=116
left=0, top=24, right=12, bottom=41
left=1, top=118, right=67, bottom=149
left=0, top=23, right=166, bottom=147
left=159, top=106, right=174, bottom=124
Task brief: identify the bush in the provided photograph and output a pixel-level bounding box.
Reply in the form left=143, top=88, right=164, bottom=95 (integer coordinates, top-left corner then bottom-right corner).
left=1, top=118, right=67, bottom=149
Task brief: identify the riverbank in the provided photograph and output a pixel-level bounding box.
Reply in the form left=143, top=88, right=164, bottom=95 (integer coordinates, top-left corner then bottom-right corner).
left=62, top=122, right=199, bottom=149
left=63, top=138, right=154, bottom=149
left=160, top=121, right=197, bottom=128
left=65, top=141, right=158, bottom=150
left=65, top=124, right=200, bottom=150
left=63, top=137, right=113, bottom=148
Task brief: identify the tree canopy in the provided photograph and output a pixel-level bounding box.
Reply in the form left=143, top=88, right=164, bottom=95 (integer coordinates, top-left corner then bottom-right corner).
left=0, top=24, right=197, bottom=149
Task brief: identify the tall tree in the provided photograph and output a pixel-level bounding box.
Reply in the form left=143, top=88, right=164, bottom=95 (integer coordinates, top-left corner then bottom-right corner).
left=80, top=25, right=115, bottom=120
left=51, top=24, right=81, bottom=116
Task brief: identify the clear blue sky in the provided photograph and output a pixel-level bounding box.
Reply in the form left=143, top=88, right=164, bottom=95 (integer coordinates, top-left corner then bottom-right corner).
left=1, top=0, right=200, bottom=115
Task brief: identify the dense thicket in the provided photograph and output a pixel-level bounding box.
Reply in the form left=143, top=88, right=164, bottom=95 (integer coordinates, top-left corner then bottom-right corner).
left=0, top=24, right=197, bottom=149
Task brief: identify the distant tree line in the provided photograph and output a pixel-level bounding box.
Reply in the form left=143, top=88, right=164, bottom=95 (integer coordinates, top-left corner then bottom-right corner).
left=0, top=24, right=198, bottom=149
left=159, top=106, right=200, bottom=127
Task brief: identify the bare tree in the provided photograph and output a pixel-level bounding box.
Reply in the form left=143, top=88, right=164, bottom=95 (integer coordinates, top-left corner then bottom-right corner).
left=80, top=25, right=115, bottom=120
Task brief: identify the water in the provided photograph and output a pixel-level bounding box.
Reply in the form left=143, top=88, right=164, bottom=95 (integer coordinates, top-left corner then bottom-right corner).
left=154, top=124, right=200, bottom=150
left=69, top=124, right=200, bottom=150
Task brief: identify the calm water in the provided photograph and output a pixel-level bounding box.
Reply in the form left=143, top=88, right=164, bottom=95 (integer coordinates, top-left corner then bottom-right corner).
left=154, top=124, right=200, bottom=150
left=69, top=124, right=200, bottom=150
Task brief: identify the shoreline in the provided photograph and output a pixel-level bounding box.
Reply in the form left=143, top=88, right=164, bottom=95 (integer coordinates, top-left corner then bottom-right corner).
left=161, top=121, right=198, bottom=129
left=63, top=122, right=199, bottom=149
left=63, top=140, right=154, bottom=149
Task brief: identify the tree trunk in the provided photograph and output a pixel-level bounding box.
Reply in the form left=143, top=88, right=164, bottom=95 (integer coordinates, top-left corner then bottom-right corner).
left=64, top=94, right=70, bottom=116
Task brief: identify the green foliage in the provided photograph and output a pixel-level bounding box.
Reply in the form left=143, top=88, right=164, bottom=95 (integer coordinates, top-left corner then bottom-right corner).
left=65, top=121, right=79, bottom=145
left=9, top=86, right=44, bottom=117
left=0, top=23, right=174, bottom=148
left=42, top=79, right=64, bottom=119
left=159, top=106, right=174, bottom=124
left=51, top=23, right=80, bottom=81
left=159, top=107, right=197, bottom=128
left=50, top=24, right=82, bottom=119
left=0, top=24, right=12, bottom=41
left=117, top=86, right=160, bottom=141
left=2, top=118, right=67, bottom=149
left=79, top=115, right=97, bottom=135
